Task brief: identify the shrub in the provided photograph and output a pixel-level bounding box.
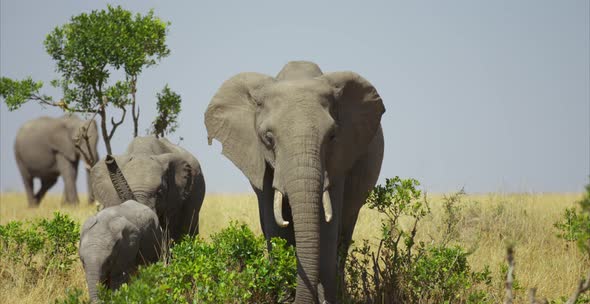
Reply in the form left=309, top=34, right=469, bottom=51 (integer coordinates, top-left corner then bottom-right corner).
left=343, top=177, right=492, bottom=304
left=93, top=222, right=296, bottom=304
left=0, top=212, right=80, bottom=281
left=555, top=183, right=590, bottom=255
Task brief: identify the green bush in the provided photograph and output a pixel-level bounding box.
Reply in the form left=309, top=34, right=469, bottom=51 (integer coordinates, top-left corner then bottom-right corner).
left=0, top=212, right=80, bottom=279
left=95, top=222, right=296, bottom=304
left=42, top=179, right=590, bottom=303
left=555, top=183, right=590, bottom=255
left=408, top=246, right=492, bottom=303
left=344, top=177, right=492, bottom=304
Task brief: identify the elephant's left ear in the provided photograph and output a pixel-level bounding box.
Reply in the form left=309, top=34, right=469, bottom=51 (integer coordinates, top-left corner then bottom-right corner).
left=321, top=72, right=386, bottom=176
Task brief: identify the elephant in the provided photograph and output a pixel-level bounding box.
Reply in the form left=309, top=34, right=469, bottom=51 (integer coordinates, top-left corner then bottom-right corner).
left=79, top=200, right=162, bottom=302
left=90, top=136, right=205, bottom=240
left=205, top=61, right=385, bottom=303
left=14, top=114, right=99, bottom=206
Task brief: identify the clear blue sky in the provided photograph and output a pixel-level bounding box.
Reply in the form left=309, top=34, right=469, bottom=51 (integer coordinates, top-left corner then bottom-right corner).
left=1, top=1, right=588, bottom=194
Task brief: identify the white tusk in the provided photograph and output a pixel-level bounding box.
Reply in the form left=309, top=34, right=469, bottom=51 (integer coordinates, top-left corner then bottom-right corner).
left=323, top=190, right=333, bottom=223
left=274, top=190, right=289, bottom=227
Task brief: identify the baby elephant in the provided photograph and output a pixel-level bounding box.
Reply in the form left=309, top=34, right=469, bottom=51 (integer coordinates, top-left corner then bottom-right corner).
left=79, top=200, right=162, bottom=302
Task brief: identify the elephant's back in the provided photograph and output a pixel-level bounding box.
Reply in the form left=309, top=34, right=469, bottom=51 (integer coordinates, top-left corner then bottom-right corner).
left=276, top=61, right=323, bottom=80
left=117, top=200, right=159, bottom=227
left=16, top=117, right=54, bottom=138
left=126, top=136, right=170, bottom=155
left=126, top=136, right=204, bottom=180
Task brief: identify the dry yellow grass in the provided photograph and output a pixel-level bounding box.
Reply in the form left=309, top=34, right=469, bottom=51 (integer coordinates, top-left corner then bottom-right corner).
left=0, top=191, right=588, bottom=303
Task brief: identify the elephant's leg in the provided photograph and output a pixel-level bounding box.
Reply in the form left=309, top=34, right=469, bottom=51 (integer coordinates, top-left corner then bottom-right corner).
left=337, top=176, right=374, bottom=299
left=35, top=176, right=58, bottom=203
left=57, top=154, right=80, bottom=205
left=17, top=159, right=37, bottom=207
left=319, top=181, right=344, bottom=304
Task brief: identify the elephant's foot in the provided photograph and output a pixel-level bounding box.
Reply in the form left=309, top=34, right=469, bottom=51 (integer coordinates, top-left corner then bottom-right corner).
left=28, top=196, right=41, bottom=208
left=27, top=201, right=40, bottom=208
left=62, top=197, right=80, bottom=205
left=318, top=282, right=335, bottom=304
left=63, top=200, right=80, bottom=206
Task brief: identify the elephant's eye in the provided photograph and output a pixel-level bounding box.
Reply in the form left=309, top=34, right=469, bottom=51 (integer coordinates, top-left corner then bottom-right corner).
left=262, top=131, right=275, bottom=148
left=329, top=133, right=336, bottom=142
left=328, top=127, right=337, bottom=142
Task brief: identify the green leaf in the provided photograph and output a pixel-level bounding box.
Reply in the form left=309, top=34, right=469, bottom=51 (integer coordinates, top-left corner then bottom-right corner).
left=151, top=84, right=182, bottom=138
left=0, top=77, right=48, bottom=110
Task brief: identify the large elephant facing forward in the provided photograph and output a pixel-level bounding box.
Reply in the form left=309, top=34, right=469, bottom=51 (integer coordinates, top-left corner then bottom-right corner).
left=91, top=136, right=205, bottom=240
left=205, top=61, right=385, bottom=303
left=14, top=114, right=99, bottom=206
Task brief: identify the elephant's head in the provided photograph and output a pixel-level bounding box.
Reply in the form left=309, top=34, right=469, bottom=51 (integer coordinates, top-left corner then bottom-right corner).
left=91, top=154, right=194, bottom=233
left=79, top=212, right=140, bottom=302
left=59, top=115, right=99, bottom=204
left=61, top=114, right=99, bottom=168
left=205, top=61, right=385, bottom=302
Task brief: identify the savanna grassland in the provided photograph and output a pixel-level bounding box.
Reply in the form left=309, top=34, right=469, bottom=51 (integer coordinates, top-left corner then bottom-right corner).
left=0, top=191, right=587, bottom=303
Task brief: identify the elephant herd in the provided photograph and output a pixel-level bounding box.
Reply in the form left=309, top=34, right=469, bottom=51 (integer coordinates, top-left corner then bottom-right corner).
left=14, top=61, right=386, bottom=304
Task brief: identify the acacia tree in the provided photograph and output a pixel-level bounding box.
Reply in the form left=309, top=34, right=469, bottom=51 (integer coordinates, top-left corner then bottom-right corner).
left=151, top=84, right=182, bottom=138
left=0, top=5, right=170, bottom=154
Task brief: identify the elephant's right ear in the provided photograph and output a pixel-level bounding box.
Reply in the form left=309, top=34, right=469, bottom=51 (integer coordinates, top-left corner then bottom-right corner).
left=109, top=216, right=141, bottom=263
left=204, top=72, right=274, bottom=190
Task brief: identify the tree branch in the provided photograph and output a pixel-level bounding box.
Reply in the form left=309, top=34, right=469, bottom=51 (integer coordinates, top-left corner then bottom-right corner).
left=504, top=246, right=514, bottom=304
left=108, top=106, right=126, bottom=141
left=130, top=75, right=139, bottom=137
left=133, top=104, right=140, bottom=136
left=98, top=107, right=111, bottom=155
left=29, top=93, right=99, bottom=113
left=529, top=288, right=537, bottom=304
left=566, top=271, right=590, bottom=304
left=29, top=95, right=60, bottom=106
left=73, top=110, right=100, bottom=166
left=528, top=288, right=548, bottom=304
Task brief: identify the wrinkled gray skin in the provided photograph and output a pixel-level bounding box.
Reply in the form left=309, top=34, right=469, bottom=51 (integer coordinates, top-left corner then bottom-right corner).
left=79, top=200, right=162, bottom=302
left=205, top=61, right=385, bottom=303
left=91, top=136, right=205, bottom=240
left=14, top=114, right=99, bottom=206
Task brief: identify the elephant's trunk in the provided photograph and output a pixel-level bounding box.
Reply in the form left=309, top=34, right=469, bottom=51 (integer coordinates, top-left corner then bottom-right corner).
left=282, top=139, right=323, bottom=304
left=86, top=168, right=95, bottom=204
left=105, top=155, right=136, bottom=202
left=85, top=263, right=102, bottom=302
